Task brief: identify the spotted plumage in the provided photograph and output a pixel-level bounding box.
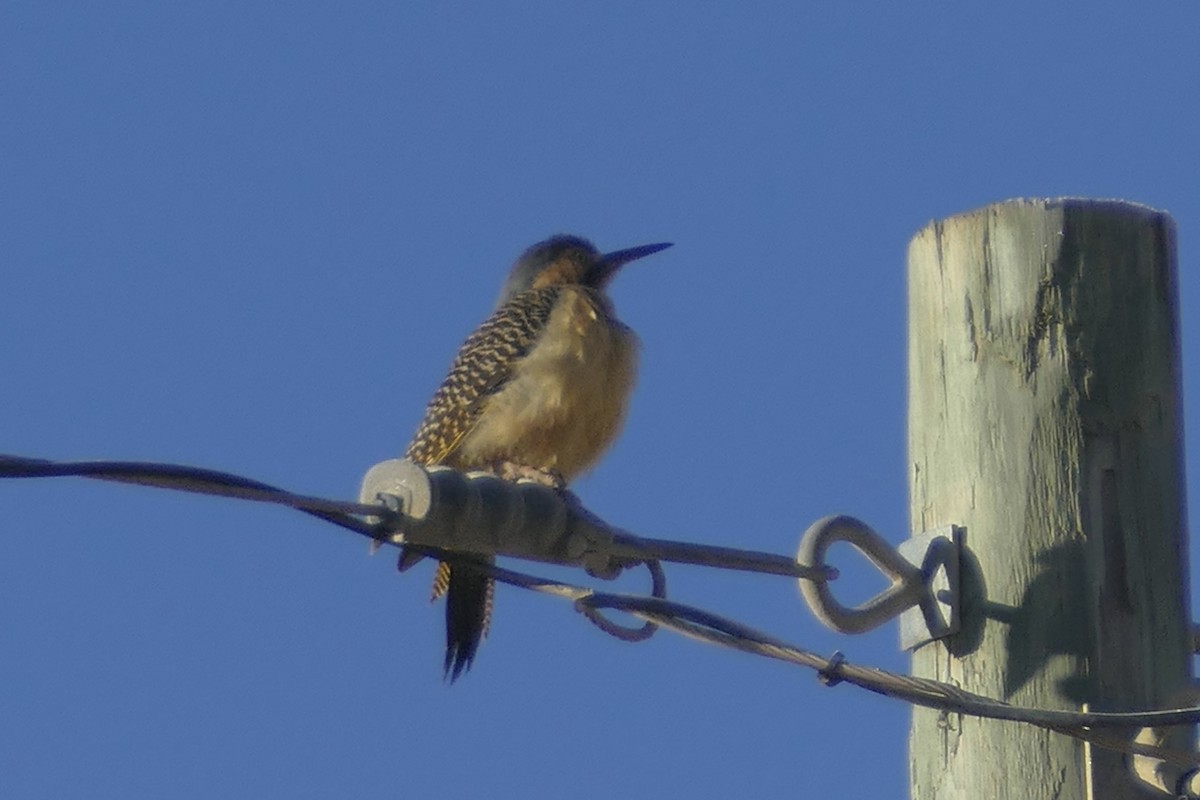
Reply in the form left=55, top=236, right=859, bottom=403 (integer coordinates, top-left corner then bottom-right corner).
left=405, top=290, right=560, bottom=468
left=403, top=234, right=672, bottom=680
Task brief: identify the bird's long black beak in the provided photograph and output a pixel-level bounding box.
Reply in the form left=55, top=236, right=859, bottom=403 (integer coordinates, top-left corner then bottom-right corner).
left=589, top=241, right=673, bottom=287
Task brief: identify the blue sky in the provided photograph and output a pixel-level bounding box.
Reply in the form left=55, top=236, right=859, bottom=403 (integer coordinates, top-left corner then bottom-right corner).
left=2, top=3, right=1198, bottom=797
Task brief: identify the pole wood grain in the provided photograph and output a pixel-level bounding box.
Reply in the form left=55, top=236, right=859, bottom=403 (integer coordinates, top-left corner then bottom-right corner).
left=907, top=199, right=1191, bottom=799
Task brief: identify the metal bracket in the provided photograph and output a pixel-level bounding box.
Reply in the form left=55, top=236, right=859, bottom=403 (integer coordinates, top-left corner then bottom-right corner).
left=896, top=524, right=960, bottom=650
left=1128, top=689, right=1200, bottom=797
left=797, top=515, right=960, bottom=648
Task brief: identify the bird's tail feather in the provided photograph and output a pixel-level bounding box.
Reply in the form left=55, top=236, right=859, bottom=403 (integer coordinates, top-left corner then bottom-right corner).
left=441, top=559, right=494, bottom=681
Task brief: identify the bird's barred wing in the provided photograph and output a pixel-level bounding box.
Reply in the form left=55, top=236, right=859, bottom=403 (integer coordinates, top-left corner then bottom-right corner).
left=404, top=287, right=560, bottom=466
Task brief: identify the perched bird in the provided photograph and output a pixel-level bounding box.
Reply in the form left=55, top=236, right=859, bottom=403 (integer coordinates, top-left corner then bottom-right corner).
left=403, top=234, right=672, bottom=680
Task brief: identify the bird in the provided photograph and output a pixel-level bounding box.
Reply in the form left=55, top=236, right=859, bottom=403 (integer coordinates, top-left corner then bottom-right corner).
left=402, top=234, right=672, bottom=680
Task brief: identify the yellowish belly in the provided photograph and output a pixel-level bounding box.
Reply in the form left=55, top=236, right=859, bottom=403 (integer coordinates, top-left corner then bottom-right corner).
left=455, top=287, right=638, bottom=481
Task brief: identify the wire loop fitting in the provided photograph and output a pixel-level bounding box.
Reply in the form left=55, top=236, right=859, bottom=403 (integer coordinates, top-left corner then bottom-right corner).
left=575, top=559, right=668, bottom=642
left=798, top=515, right=939, bottom=636
left=359, top=458, right=835, bottom=584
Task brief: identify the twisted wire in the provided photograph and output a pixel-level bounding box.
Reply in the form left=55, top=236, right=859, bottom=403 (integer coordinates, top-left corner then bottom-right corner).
left=3, top=452, right=1198, bottom=767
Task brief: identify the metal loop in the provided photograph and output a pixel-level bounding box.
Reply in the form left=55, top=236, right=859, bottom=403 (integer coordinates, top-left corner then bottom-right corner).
left=797, top=515, right=925, bottom=634
left=575, top=559, right=667, bottom=642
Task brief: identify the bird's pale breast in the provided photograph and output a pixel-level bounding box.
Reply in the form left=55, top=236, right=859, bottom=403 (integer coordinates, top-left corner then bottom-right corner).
left=454, top=286, right=638, bottom=480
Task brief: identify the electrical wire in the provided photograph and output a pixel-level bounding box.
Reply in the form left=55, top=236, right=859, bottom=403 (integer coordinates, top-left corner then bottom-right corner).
left=3, top=452, right=1198, bottom=767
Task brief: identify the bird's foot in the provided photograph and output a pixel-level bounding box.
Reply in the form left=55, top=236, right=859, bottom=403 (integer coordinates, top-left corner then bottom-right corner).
left=492, top=461, right=566, bottom=490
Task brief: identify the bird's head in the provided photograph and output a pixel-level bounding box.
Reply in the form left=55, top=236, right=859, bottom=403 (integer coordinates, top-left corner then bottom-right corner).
left=496, top=234, right=672, bottom=307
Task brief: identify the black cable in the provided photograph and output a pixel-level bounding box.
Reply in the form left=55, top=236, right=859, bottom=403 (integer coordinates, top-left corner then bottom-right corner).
left=4, top=451, right=1198, bottom=767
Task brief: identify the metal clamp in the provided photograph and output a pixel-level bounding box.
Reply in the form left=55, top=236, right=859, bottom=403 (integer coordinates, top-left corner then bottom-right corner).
left=797, top=515, right=960, bottom=648
left=359, top=459, right=836, bottom=583
left=359, top=458, right=628, bottom=579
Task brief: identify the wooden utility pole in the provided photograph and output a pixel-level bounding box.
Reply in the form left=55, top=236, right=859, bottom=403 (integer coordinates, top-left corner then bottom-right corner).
left=906, top=199, right=1192, bottom=799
